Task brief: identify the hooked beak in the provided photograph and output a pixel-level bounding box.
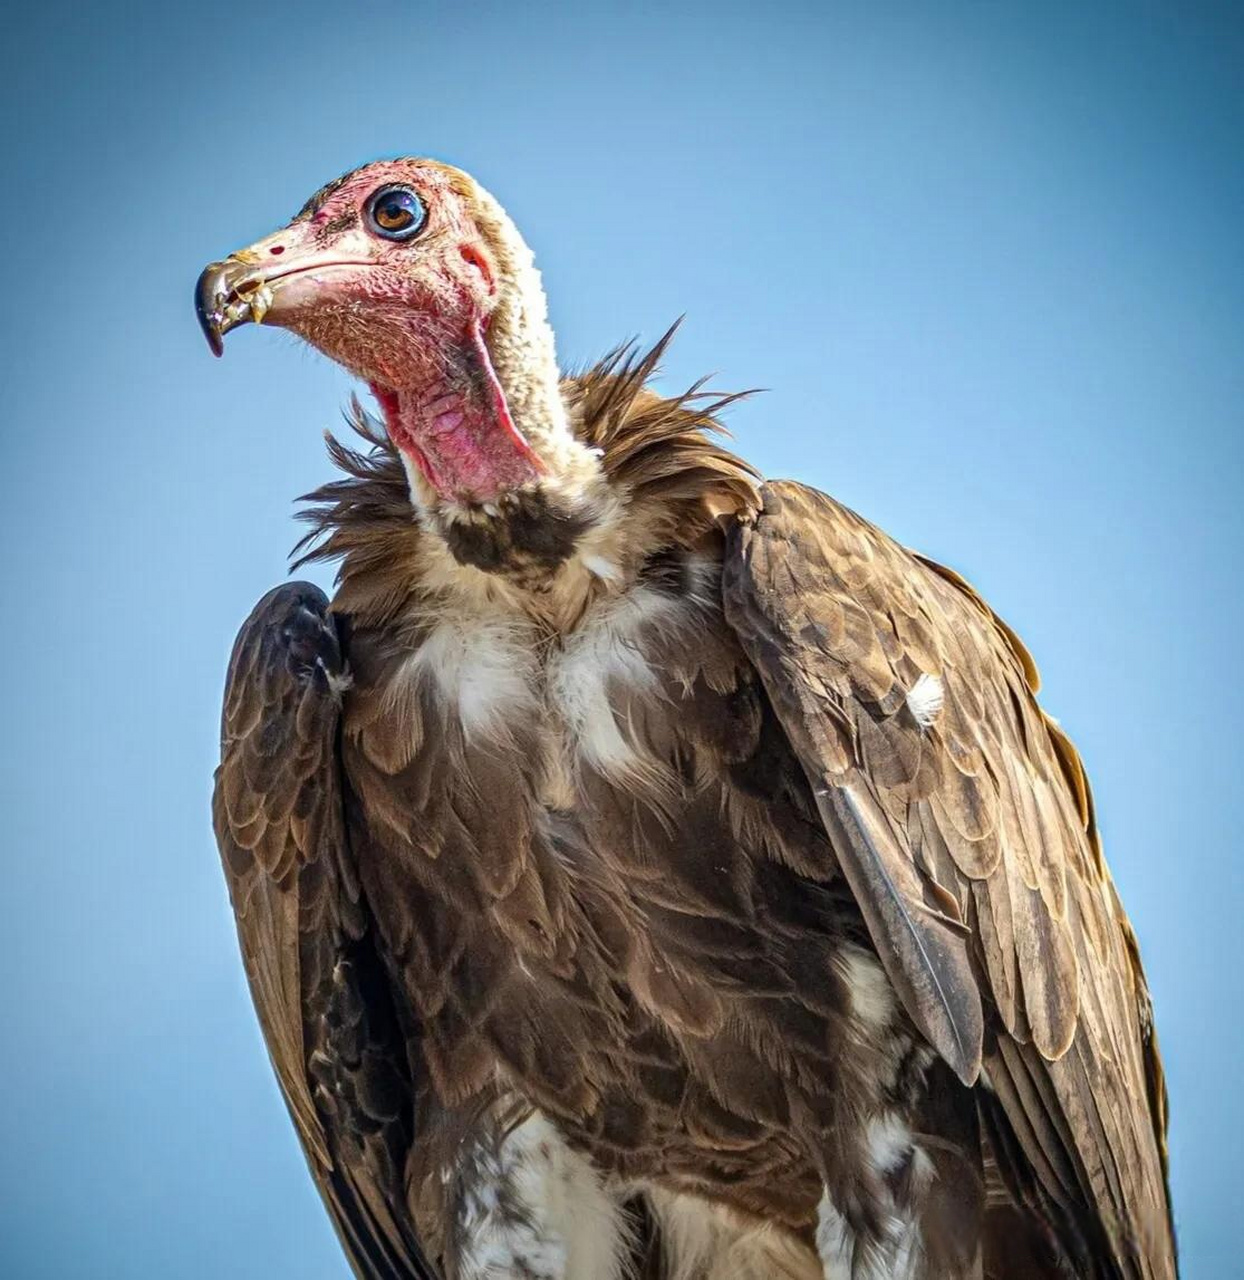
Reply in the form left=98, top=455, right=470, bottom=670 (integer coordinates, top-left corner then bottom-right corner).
left=195, top=254, right=271, bottom=357
left=195, top=226, right=372, bottom=357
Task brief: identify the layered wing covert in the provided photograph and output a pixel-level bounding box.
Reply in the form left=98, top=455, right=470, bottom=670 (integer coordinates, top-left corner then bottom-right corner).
left=723, top=482, right=1174, bottom=1279
left=213, top=582, right=435, bottom=1280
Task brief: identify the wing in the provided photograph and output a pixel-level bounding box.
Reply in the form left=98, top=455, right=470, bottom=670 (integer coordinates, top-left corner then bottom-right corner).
left=723, top=482, right=1175, bottom=1280
left=213, top=583, right=437, bottom=1280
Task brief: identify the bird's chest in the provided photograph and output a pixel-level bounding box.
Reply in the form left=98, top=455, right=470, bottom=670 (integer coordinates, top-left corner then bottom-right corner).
left=343, top=570, right=744, bottom=962
left=343, top=572, right=864, bottom=1216
left=345, top=574, right=758, bottom=1106
left=395, top=580, right=706, bottom=815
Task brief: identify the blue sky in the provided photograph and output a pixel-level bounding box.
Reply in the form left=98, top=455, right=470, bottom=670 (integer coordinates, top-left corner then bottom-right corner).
left=2, top=2, right=1240, bottom=1275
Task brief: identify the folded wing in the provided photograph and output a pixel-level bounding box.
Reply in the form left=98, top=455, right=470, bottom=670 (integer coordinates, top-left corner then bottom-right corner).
left=213, top=583, right=435, bottom=1280
left=723, top=482, right=1174, bottom=1279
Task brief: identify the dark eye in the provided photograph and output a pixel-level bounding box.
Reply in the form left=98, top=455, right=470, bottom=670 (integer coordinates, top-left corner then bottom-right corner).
left=366, top=186, right=427, bottom=241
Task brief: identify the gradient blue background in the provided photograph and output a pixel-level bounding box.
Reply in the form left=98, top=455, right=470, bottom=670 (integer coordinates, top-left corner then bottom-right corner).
left=2, top=2, right=1239, bottom=1275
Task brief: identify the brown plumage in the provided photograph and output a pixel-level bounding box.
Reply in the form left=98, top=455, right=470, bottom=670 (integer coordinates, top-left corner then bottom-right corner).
left=206, top=158, right=1175, bottom=1280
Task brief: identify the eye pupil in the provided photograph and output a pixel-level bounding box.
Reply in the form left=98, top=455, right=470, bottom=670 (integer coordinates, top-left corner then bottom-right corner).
left=368, top=186, right=426, bottom=240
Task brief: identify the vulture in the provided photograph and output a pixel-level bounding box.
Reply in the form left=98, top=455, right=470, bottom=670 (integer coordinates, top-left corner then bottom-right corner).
left=197, top=158, right=1176, bottom=1280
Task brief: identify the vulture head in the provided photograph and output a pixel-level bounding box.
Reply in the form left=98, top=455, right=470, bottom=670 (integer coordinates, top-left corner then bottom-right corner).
left=197, top=159, right=595, bottom=513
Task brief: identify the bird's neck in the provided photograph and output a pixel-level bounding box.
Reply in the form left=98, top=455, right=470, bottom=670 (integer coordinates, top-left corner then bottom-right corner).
left=381, top=280, right=601, bottom=520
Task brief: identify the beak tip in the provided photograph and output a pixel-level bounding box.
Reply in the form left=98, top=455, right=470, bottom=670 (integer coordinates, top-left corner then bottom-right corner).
left=195, top=259, right=245, bottom=358
left=195, top=263, right=224, bottom=357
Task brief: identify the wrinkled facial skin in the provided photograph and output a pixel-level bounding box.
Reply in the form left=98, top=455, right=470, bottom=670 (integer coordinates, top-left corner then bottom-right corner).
left=198, top=158, right=558, bottom=504
left=254, top=160, right=498, bottom=390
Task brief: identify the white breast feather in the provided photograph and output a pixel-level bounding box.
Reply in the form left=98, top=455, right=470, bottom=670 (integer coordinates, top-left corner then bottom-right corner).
left=402, top=616, right=537, bottom=740
left=646, top=1187, right=821, bottom=1279
left=833, top=945, right=896, bottom=1033
left=453, top=1114, right=629, bottom=1280
left=550, top=584, right=677, bottom=776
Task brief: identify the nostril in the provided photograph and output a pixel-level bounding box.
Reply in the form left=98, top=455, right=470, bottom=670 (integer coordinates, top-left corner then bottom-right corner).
left=269, top=245, right=285, bottom=256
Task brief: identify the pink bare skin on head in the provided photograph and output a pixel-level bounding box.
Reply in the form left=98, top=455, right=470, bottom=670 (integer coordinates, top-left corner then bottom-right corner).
left=198, top=159, right=545, bottom=503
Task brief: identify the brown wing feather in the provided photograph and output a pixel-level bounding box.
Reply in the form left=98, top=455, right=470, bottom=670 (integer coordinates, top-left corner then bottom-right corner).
left=213, top=582, right=436, bottom=1280
left=723, top=481, right=1175, bottom=1279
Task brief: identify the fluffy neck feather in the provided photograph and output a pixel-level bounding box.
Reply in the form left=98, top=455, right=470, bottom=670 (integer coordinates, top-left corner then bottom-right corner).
left=394, top=184, right=602, bottom=518
left=297, top=332, right=760, bottom=624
